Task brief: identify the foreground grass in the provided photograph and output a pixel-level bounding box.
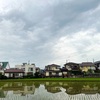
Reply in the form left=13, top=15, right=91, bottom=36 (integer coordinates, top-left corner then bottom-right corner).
left=0, top=78, right=100, bottom=82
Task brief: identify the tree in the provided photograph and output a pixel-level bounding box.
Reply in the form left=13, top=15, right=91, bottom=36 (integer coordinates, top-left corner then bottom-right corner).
left=34, top=72, right=40, bottom=78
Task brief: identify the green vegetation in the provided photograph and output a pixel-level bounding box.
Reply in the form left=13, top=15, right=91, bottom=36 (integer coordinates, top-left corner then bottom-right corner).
left=0, top=78, right=100, bottom=82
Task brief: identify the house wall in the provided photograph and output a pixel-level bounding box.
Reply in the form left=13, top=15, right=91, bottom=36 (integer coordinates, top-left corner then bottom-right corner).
left=52, top=72, right=56, bottom=76
left=5, top=73, right=24, bottom=78
left=59, top=72, right=62, bottom=76
left=63, top=72, right=67, bottom=74
left=45, top=72, right=62, bottom=77
left=49, top=67, right=56, bottom=70
left=65, top=65, right=72, bottom=70
left=45, top=72, right=49, bottom=76
left=95, top=63, right=100, bottom=70
left=5, top=73, right=9, bottom=77
left=47, top=66, right=60, bottom=71
left=65, top=65, right=70, bottom=69
left=80, top=67, right=89, bottom=72
left=15, top=63, right=36, bottom=76
left=80, top=66, right=96, bottom=72
left=0, top=70, right=4, bottom=75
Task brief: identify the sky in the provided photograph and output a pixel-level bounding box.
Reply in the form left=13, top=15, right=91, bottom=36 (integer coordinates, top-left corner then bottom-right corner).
left=0, top=0, right=100, bottom=68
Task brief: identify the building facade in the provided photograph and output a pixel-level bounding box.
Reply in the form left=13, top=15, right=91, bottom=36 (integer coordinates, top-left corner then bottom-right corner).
left=45, top=64, right=62, bottom=77
left=15, top=63, right=36, bottom=76
left=80, top=62, right=96, bottom=72
left=4, top=68, right=24, bottom=78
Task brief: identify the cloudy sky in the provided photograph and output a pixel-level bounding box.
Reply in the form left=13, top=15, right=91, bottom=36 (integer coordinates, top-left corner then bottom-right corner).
left=0, top=0, right=100, bottom=68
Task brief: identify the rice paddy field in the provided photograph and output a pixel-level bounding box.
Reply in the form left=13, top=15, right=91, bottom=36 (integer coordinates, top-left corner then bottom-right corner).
left=0, top=80, right=100, bottom=100
left=0, top=78, right=100, bottom=82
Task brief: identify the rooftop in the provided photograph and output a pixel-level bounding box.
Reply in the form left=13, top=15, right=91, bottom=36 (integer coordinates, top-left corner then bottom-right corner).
left=45, top=64, right=60, bottom=68
left=0, top=62, right=9, bottom=69
left=4, top=68, right=24, bottom=73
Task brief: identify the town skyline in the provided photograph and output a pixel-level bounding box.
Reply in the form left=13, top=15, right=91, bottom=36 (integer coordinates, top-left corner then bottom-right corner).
left=1, top=59, right=100, bottom=69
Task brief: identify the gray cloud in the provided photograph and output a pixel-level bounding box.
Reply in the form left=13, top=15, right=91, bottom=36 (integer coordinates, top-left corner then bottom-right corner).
left=0, top=0, right=100, bottom=67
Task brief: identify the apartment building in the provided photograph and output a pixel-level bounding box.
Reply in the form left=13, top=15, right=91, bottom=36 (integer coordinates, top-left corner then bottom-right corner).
left=15, top=63, right=36, bottom=76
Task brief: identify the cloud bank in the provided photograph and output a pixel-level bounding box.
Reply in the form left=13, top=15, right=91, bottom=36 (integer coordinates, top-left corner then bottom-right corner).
left=0, top=0, right=100, bottom=68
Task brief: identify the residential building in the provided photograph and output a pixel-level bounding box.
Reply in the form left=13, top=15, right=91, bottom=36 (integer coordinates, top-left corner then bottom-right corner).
left=94, top=61, right=100, bottom=70
left=45, top=64, right=62, bottom=77
left=80, top=62, right=96, bottom=72
left=4, top=68, right=24, bottom=78
left=15, top=63, right=36, bottom=76
left=64, top=62, right=80, bottom=71
left=64, top=62, right=81, bottom=76
left=61, top=67, right=68, bottom=77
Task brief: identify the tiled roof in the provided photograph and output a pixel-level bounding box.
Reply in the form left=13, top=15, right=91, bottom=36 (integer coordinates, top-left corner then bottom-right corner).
left=45, top=64, right=60, bottom=68
left=80, top=62, right=94, bottom=66
left=64, top=62, right=79, bottom=66
left=4, top=68, right=24, bottom=73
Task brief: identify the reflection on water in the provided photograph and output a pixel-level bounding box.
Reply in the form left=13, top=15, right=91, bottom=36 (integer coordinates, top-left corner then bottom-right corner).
left=0, top=81, right=100, bottom=100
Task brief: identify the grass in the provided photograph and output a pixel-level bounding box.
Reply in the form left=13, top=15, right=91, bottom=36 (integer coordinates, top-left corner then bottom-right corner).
left=0, top=78, right=100, bottom=82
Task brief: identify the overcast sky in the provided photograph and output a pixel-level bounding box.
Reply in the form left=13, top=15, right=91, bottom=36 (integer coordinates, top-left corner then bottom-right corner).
left=0, top=0, right=100, bottom=68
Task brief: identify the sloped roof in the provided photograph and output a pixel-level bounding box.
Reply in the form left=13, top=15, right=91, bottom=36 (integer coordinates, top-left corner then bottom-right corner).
left=4, top=68, right=24, bottom=73
left=45, top=64, right=60, bottom=68
left=94, top=61, right=100, bottom=64
left=0, top=62, right=9, bottom=69
left=80, top=62, right=94, bottom=66
left=64, top=62, right=79, bottom=66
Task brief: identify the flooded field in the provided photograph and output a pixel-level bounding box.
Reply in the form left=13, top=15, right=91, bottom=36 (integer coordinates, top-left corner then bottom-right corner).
left=0, top=81, right=100, bottom=100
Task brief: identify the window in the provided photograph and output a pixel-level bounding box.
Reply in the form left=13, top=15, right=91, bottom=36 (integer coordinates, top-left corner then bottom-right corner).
left=15, top=73, right=19, bottom=76
left=21, top=68, right=25, bottom=71
left=29, top=68, right=33, bottom=71
left=30, top=68, right=33, bottom=71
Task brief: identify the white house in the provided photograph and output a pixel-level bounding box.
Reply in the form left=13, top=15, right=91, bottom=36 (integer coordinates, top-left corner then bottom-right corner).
left=4, top=68, right=24, bottom=78
left=15, top=63, right=36, bottom=76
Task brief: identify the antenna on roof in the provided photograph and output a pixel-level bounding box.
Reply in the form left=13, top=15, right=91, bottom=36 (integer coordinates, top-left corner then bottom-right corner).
left=28, top=60, right=30, bottom=65
left=66, top=60, right=68, bottom=63
left=87, top=58, right=88, bottom=62
left=93, top=59, right=94, bottom=63
left=66, top=56, right=70, bottom=63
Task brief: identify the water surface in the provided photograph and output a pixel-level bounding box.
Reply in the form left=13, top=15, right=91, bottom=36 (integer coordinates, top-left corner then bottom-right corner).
left=0, top=81, right=100, bottom=100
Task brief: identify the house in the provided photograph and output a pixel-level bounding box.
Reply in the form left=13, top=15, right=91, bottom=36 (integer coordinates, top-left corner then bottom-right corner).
left=64, top=62, right=81, bottom=76
left=64, top=62, right=80, bottom=71
left=4, top=68, right=24, bottom=78
left=45, top=64, right=62, bottom=77
left=0, top=62, right=10, bottom=75
left=80, top=62, right=96, bottom=72
left=94, top=61, right=100, bottom=70
left=15, top=63, right=36, bottom=76
left=60, top=67, right=68, bottom=77
left=94, top=61, right=100, bottom=74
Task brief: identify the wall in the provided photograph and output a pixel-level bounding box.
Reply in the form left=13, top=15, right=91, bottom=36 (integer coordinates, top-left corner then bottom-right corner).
left=15, top=64, right=36, bottom=76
